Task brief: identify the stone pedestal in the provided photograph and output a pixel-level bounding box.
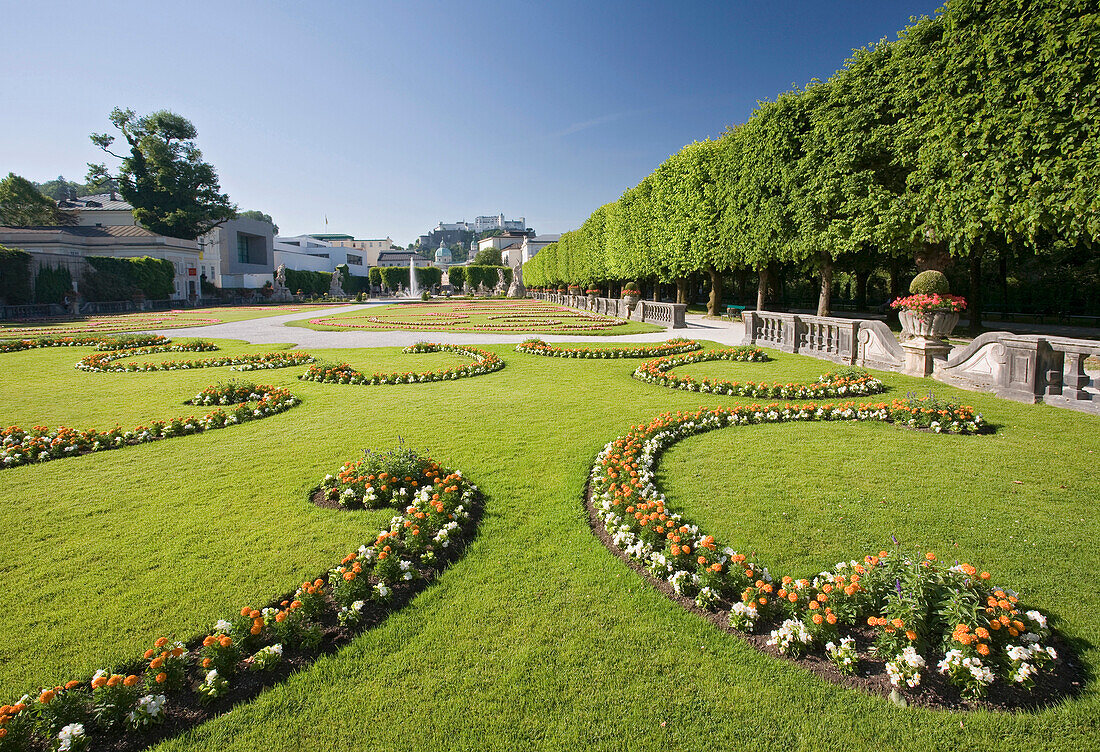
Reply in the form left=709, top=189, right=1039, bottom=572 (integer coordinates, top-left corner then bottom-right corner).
left=902, top=337, right=952, bottom=377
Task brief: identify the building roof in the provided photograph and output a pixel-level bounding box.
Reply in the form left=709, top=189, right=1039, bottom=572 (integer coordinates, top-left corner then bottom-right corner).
left=0, top=224, right=198, bottom=251
left=529, top=234, right=561, bottom=243
left=377, top=250, right=418, bottom=261
left=58, top=193, right=133, bottom=211
left=307, top=233, right=355, bottom=241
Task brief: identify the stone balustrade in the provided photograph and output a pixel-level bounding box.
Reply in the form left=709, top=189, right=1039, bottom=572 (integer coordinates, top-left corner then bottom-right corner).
left=742, top=309, right=1099, bottom=415
left=529, top=292, right=687, bottom=328
left=934, top=333, right=1100, bottom=414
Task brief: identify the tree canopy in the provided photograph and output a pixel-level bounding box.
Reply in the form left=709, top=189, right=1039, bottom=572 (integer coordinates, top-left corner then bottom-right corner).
left=87, top=108, right=236, bottom=240
left=0, top=173, right=75, bottom=226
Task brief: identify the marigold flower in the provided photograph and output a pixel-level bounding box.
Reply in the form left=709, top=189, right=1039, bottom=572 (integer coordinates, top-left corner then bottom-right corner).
left=144, top=649, right=156, bottom=659
left=123, top=675, right=140, bottom=687
left=202, top=658, right=212, bottom=668
left=65, top=680, right=81, bottom=690
left=906, top=630, right=917, bottom=641
left=156, top=673, right=167, bottom=684
left=38, top=690, right=55, bottom=704
left=150, top=657, right=165, bottom=669
left=241, top=606, right=252, bottom=616
left=155, top=637, right=169, bottom=648
left=106, top=675, right=123, bottom=688
left=219, top=636, right=232, bottom=648
left=826, top=614, right=837, bottom=625
left=976, top=643, right=990, bottom=656
left=91, top=676, right=107, bottom=689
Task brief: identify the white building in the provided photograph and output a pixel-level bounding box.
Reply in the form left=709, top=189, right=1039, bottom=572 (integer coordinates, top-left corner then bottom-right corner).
left=305, top=234, right=394, bottom=266
left=274, top=235, right=371, bottom=277
left=473, top=214, right=527, bottom=234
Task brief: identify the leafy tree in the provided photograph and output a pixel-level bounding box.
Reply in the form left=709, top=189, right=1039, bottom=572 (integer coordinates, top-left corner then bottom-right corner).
left=0, top=173, right=75, bottom=226
left=473, top=247, right=503, bottom=266
left=87, top=108, right=236, bottom=240
left=238, top=210, right=278, bottom=234
left=35, top=175, right=119, bottom=201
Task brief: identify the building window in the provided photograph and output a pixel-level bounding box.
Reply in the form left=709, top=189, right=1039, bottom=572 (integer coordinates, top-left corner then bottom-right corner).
left=347, top=254, right=363, bottom=265
left=237, top=235, right=250, bottom=263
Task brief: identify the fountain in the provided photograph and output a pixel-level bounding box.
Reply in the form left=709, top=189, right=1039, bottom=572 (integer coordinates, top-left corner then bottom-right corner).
left=409, top=257, right=420, bottom=298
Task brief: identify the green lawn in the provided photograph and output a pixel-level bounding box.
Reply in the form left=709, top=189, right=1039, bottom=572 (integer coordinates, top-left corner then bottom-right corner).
left=290, top=299, right=664, bottom=335
left=0, top=304, right=352, bottom=337
left=1, top=342, right=1097, bottom=751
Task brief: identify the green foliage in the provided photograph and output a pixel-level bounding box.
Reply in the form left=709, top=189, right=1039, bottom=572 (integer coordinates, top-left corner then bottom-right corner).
left=473, top=247, right=503, bottom=266
left=464, top=265, right=511, bottom=291
left=285, top=268, right=331, bottom=296
left=448, top=265, right=466, bottom=291
left=368, top=266, right=443, bottom=292
left=82, top=256, right=174, bottom=301
left=0, top=173, right=75, bottom=226
left=237, top=210, right=278, bottom=234
left=909, top=270, right=951, bottom=295
left=88, top=108, right=237, bottom=239
left=34, top=264, right=73, bottom=304
left=0, top=244, right=32, bottom=304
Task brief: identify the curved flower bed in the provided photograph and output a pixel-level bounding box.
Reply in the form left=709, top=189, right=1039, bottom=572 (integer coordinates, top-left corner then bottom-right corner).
left=76, top=346, right=314, bottom=373
left=0, top=333, right=170, bottom=353
left=299, top=343, right=503, bottom=385
left=0, top=313, right=223, bottom=337
left=0, top=457, right=481, bottom=752
left=515, top=338, right=702, bottom=359
left=0, top=383, right=300, bottom=470
left=634, top=350, right=889, bottom=399
left=307, top=301, right=629, bottom=333
left=587, top=400, right=1068, bottom=707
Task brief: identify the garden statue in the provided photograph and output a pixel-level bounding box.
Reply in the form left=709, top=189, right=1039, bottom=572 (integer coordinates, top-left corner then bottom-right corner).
left=507, top=263, right=526, bottom=298
left=272, top=264, right=292, bottom=302
left=329, top=269, right=345, bottom=298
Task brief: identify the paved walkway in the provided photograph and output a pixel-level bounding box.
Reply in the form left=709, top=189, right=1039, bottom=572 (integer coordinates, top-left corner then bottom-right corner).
left=153, top=303, right=748, bottom=348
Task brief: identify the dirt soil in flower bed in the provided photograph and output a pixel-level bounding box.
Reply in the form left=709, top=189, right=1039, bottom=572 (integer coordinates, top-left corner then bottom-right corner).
left=583, top=479, right=1084, bottom=712
left=75, top=497, right=483, bottom=752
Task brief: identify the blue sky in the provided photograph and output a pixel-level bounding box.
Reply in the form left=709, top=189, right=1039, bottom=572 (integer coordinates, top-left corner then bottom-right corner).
left=1, top=0, right=942, bottom=245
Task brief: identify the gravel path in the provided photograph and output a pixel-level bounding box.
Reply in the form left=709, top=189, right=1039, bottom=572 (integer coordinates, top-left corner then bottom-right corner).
left=152, top=303, right=748, bottom=348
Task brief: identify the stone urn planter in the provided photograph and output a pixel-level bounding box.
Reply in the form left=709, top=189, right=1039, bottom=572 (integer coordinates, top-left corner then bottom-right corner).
left=622, top=289, right=641, bottom=319
left=899, top=309, right=960, bottom=341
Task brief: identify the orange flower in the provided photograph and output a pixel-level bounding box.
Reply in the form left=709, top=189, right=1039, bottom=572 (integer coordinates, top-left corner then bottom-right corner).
left=91, top=676, right=108, bottom=690
left=65, top=680, right=81, bottom=690
left=150, top=657, right=165, bottom=669
left=144, top=649, right=156, bottom=659
left=812, top=614, right=823, bottom=625
left=156, top=673, right=168, bottom=684
left=980, top=571, right=990, bottom=580
left=123, top=675, right=140, bottom=687
left=155, top=637, right=169, bottom=648
left=976, top=643, right=990, bottom=656
left=892, top=618, right=904, bottom=629
left=241, top=606, right=252, bottom=616
left=275, top=611, right=287, bottom=623
left=202, top=658, right=212, bottom=668
left=826, top=614, right=837, bottom=625
left=106, top=675, right=123, bottom=688
left=975, top=627, right=990, bottom=640
left=344, top=571, right=356, bottom=581
left=905, top=630, right=917, bottom=641
left=788, top=593, right=798, bottom=603
left=219, top=636, right=232, bottom=648
left=250, top=624, right=262, bottom=635
left=38, top=689, right=55, bottom=704
left=925, top=552, right=935, bottom=561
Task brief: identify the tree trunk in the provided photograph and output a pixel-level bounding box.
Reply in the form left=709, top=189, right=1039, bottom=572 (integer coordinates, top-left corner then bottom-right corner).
left=755, top=267, right=770, bottom=311
left=968, top=249, right=984, bottom=333
left=855, top=271, right=870, bottom=312
left=707, top=266, right=723, bottom=316
left=999, top=254, right=1009, bottom=310
left=676, top=277, right=688, bottom=304
left=652, top=282, right=660, bottom=302
left=816, top=252, right=833, bottom=317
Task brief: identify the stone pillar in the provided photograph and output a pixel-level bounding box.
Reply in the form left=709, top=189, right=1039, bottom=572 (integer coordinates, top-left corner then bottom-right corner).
left=901, top=338, right=952, bottom=377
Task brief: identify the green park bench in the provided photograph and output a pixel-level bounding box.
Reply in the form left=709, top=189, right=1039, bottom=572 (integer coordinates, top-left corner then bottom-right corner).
left=726, top=305, right=747, bottom=320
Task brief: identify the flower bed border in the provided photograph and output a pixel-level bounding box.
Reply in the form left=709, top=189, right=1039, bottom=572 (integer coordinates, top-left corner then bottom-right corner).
left=584, top=401, right=1082, bottom=710
left=298, top=343, right=503, bottom=385
left=633, top=349, right=893, bottom=399
left=1, top=385, right=300, bottom=470
left=515, top=338, right=702, bottom=359
left=0, top=463, right=483, bottom=752
left=76, top=346, right=315, bottom=373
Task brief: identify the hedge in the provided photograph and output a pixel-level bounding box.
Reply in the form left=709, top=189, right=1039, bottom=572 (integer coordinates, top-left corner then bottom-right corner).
left=84, top=257, right=173, bottom=301
left=0, top=245, right=32, bottom=305
left=284, top=268, right=332, bottom=297
left=369, top=266, right=442, bottom=292
left=463, top=265, right=512, bottom=292
left=34, top=264, right=73, bottom=304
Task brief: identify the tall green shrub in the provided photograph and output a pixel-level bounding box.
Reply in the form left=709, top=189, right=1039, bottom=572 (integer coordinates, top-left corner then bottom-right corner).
left=284, top=268, right=330, bottom=296
left=84, top=256, right=173, bottom=300
left=0, top=245, right=32, bottom=305
left=34, top=264, right=73, bottom=304
left=448, top=266, right=466, bottom=291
